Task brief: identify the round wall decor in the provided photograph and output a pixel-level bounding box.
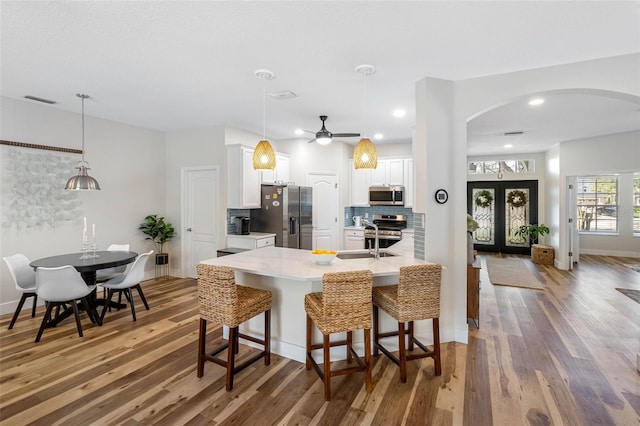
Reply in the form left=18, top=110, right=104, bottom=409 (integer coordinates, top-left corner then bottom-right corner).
left=435, top=189, right=448, bottom=204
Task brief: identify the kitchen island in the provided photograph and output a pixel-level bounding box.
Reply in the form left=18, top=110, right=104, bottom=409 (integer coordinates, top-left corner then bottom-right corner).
left=199, top=237, right=439, bottom=362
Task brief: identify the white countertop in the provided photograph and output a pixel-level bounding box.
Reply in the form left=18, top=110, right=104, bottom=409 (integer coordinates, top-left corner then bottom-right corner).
left=226, top=232, right=276, bottom=240
left=202, top=236, right=424, bottom=282
left=344, top=226, right=366, bottom=230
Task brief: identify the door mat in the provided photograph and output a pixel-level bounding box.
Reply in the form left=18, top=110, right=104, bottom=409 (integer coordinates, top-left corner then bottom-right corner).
left=623, top=263, right=640, bottom=273
left=616, top=288, right=640, bottom=304
left=485, top=257, right=544, bottom=290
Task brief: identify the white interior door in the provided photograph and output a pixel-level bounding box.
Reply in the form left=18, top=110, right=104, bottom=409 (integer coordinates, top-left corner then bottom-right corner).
left=183, top=167, right=219, bottom=278
left=308, top=172, right=339, bottom=250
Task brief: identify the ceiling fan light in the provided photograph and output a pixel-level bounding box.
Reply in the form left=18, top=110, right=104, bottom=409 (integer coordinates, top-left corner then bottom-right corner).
left=253, top=140, right=276, bottom=171
left=316, top=136, right=332, bottom=145
left=353, top=138, right=378, bottom=169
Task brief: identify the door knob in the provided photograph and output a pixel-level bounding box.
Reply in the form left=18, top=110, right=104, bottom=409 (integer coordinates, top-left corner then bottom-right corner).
left=187, top=228, right=192, bottom=232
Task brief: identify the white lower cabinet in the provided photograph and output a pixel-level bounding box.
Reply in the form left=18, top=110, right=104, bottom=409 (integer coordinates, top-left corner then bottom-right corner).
left=226, top=233, right=276, bottom=250
left=343, top=228, right=365, bottom=250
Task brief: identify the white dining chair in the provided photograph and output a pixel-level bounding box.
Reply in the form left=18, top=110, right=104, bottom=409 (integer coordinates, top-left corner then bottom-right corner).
left=100, top=250, right=153, bottom=322
left=96, top=244, right=131, bottom=283
left=3, top=254, right=38, bottom=330
left=35, top=265, right=98, bottom=342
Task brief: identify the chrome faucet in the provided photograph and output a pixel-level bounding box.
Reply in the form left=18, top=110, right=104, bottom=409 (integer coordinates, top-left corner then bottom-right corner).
left=362, top=219, right=379, bottom=259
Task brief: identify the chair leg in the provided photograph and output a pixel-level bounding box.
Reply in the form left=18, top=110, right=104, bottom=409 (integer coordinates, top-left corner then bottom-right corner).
left=398, top=321, right=407, bottom=383
left=72, top=301, right=84, bottom=338
left=101, top=289, right=115, bottom=322
left=323, top=333, right=331, bottom=401
left=125, top=288, right=136, bottom=321
left=8, top=293, right=30, bottom=330
left=227, top=326, right=237, bottom=391
left=433, top=317, right=441, bottom=376
left=306, top=314, right=312, bottom=370
left=364, top=328, right=373, bottom=393
left=134, top=284, right=150, bottom=310
left=264, top=309, right=271, bottom=365
left=346, top=331, right=353, bottom=363
left=31, top=294, right=38, bottom=318
left=80, top=297, right=96, bottom=324
left=35, top=302, right=55, bottom=343
left=197, top=318, right=207, bottom=378
left=372, top=305, right=379, bottom=357
left=408, top=321, right=415, bottom=351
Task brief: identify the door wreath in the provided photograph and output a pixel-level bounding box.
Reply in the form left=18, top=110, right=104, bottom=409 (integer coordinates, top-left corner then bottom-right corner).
left=474, top=190, right=493, bottom=208
left=506, top=189, right=528, bottom=208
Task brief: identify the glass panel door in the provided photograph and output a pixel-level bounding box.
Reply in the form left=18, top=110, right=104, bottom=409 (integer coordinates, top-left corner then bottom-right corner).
left=468, top=180, right=538, bottom=254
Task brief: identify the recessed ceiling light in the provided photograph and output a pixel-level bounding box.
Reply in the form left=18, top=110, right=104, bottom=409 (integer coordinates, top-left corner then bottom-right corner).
left=504, top=144, right=513, bottom=148
left=374, top=133, right=383, bottom=140
left=528, top=98, right=544, bottom=106
left=294, top=129, right=304, bottom=135
left=392, top=109, right=406, bottom=118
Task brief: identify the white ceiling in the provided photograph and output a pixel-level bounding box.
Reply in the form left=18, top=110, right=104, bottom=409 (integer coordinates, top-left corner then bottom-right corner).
left=1, top=1, right=639, bottom=154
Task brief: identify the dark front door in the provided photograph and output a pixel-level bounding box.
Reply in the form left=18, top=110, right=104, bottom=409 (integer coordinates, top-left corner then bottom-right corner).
left=467, top=180, right=538, bottom=255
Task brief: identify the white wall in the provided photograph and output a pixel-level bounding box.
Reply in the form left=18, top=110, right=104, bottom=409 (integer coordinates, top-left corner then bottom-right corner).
left=559, top=131, right=640, bottom=258
left=0, top=96, right=166, bottom=314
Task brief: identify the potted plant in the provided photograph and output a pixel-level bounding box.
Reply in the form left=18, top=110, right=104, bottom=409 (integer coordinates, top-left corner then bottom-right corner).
left=139, top=214, right=175, bottom=265
left=515, top=224, right=550, bottom=245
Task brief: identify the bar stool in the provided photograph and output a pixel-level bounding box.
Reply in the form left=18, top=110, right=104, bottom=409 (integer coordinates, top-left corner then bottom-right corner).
left=196, top=264, right=272, bottom=391
left=305, top=270, right=373, bottom=401
left=372, top=263, right=442, bottom=382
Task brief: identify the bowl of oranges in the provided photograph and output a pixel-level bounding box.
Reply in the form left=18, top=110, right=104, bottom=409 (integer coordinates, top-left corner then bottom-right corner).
left=310, top=249, right=337, bottom=265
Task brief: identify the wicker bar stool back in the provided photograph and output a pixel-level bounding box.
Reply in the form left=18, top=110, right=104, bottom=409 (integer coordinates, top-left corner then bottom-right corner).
left=372, top=263, right=442, bottom=382
left=196, top=264, right=272, bottom=391
left=305, top=270, right=374, bottom=400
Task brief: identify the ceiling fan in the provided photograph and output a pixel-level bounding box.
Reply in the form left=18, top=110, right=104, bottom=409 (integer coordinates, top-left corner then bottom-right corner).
left=305, top=115, right=360, bottom=145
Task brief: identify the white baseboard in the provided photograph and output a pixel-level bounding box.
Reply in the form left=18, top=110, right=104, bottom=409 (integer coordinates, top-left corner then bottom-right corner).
left=579, top=249, right=640, bottom=258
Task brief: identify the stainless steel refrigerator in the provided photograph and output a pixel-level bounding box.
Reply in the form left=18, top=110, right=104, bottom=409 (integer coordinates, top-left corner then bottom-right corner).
left=250, top=184, right=313, bottom=249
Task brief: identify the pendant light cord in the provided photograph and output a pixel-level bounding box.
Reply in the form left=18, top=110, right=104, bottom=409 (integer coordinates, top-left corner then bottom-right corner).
left=81, top=95, right=85, bottom=162
left=262, top=76, right=266, bottom=140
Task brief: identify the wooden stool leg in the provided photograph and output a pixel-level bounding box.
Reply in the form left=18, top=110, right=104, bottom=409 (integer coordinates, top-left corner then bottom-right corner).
left=398, top=321, right=407, bottom=383
left=227, top=326, right=237, bottom=391
left=346, top=331, right=353, bottom=363
left=264, top=309, right=271, bottom=365
left=364, top=328, right=373, bottom=393
left=197, top=318, right=206, bottom=378
left=373, top=305, right=379, bottom=357
left=408, top=321, right=415, bottom=351
left=306, top=314, right=312, bottom=370
left=323, top=333, right=331, bottom=401
left=433, top=317, right=441, bottom=376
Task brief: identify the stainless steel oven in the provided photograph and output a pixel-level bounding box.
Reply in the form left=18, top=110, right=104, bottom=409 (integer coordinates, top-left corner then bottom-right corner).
left=364, top=214, right=407, bottom=249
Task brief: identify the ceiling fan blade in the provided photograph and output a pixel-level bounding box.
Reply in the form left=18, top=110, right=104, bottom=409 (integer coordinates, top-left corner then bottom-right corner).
left=303, top=130, right=315, bottom=134
left=307, top=138, right=317, bottom=144
left=332, top=132, right=360, bottom=137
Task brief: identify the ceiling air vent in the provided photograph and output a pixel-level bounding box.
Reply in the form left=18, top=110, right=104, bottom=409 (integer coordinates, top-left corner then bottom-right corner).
left=24, top=95, right=56, bottom=104
left=503, top=131, right=524, bottom=136
left=268, top=90, right=297, bottom=100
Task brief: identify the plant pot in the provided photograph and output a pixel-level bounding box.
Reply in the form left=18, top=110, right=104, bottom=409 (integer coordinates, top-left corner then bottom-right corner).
left=467, top=233, right=475, bottom=265
left=156, top=253, right=169, bottom=265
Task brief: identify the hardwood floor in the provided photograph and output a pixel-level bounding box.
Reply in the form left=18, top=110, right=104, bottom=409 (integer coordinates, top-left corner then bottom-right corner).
left=1, top=254, right=638, bottom=425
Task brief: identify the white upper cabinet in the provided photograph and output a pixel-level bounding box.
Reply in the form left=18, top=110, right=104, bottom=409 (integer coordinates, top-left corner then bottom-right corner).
left=261, top=153, right=290, bottom=184
left=350, top=160, right=371, bottom=206
left=370, top=158, right=405, bottom=186
left=227, top=145, right=262, bottom=209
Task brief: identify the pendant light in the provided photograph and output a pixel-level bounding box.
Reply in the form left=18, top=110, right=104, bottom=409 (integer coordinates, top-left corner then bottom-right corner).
left=65, top=93, right=101, bottom=190
left=252, top=69, right=277, bottom=171
left=353, top=64, right=378, bottom=170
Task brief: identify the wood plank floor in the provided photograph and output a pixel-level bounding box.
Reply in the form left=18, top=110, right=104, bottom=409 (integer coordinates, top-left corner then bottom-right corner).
left=1, top=254, right=639, bottom=425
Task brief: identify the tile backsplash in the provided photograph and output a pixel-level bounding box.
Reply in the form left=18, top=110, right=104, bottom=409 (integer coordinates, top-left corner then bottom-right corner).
left=344, top=206, right=414, bottom=229
left=227, top=209, right=251, bottom=235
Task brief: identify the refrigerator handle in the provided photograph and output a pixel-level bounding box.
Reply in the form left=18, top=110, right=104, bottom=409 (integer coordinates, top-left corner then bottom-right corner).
left=289, top=217, right=298, bottom=235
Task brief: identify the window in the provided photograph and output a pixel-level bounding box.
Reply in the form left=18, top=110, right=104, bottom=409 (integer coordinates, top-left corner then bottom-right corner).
left=468, top=159, right=534, bottom=175
left=577, top=175, right=618, bottom=233
left=634, top=173, right=640, bottom=235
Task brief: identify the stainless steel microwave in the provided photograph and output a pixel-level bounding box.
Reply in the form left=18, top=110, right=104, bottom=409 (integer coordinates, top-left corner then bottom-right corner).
left=369, top=186, right=405, bottom=206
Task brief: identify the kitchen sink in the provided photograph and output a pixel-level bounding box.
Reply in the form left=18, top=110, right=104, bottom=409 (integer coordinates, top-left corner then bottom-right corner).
left=336, top=251, right=397, bottom=259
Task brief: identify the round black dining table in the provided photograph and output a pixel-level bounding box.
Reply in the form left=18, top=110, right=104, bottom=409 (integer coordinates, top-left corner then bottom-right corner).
left=30, top=251, right=138, bottom=286
left=30, top=251, right=138, bottom=327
